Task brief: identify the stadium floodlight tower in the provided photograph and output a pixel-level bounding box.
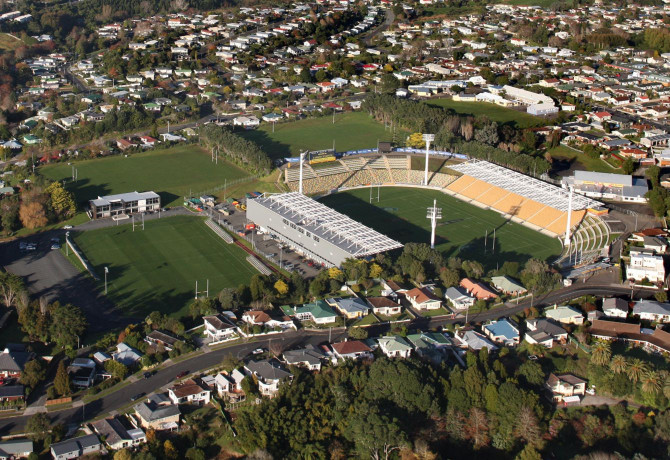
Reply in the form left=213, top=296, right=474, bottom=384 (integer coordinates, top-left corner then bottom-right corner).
left=422, top=134, right=435, bottom=186
left=563, top=185, right=574, bottom=247
left=298, top=150, right=307, bottom=194
left=426, top=199, right=442, bottom=249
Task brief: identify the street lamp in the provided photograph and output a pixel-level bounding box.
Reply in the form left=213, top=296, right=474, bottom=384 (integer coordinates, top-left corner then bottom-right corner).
left=104, top=266, right=109, bottom=294
left=65, top=231, right=70, bottom=256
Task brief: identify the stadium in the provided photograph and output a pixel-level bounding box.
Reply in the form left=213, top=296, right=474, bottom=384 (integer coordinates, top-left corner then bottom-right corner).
left=253, top=148, right=615, bottom=268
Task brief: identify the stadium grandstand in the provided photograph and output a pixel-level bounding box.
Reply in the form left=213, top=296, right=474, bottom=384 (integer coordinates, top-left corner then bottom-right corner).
left=246, top=192, right=403, bottom=267
left=446, top=160, right=603, bottom=238
left=283, top=154, right=458, bottom=195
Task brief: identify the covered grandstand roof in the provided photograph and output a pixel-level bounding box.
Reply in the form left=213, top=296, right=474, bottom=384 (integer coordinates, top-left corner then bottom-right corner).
left=251, top=192, right=403, bottom=257
left=449, top=160, right=601, bottom=211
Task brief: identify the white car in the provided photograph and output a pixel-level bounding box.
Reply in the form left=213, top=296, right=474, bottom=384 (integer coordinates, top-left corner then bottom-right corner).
left=63, top=225, right=73, bottom=229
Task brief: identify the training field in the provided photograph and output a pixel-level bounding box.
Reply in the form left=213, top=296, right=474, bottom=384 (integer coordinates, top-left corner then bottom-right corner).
left=320, top=187, right=562, bottom=268
left=425, top=99, right=544, bottom=128
left=40, top=145, right=250, bottom=207
left=240, top=112, right=395, bottom=159
left=73, top=216, right=258, bottom=318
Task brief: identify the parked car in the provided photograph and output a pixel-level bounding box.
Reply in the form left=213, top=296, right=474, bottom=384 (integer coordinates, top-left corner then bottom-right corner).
left=176, top=370, right=188, bottom=379
left=143, top=372, right=152, bottom=379
left=50, top=243, right=61, bottom=250
left=252, top=348, right=266, bottom=355
left=130, top=392, right=145, bottom=401
left=63, top=225, right=73, bottom=229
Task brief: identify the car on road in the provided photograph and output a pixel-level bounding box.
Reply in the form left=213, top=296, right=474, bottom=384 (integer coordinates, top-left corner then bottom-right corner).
left=252, top=348, right=266, bottom=355
left=19, top=242, right=26, bottom=251
left=143, top=372, right=152, bottom=379
left=176, top=370, right=188, bottom=379
left=50, top=243, right=61, bottom=250
left=63, top=225, right=73, bottom=229
left=26, top=243, right=36, bottom=251
left=130, top=392, right=145, bottom=401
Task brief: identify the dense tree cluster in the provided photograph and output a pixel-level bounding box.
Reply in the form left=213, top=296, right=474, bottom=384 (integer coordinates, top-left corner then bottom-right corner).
left=200, top=124, right=272, bottom=174
left=362, top=94, right=551, bottom=175
left=17, top=300, right=87, bottom=350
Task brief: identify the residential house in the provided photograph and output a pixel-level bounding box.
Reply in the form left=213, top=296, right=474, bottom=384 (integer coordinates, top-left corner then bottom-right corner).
left=377, top=336, right=412, bottom=358
left=329, top=297, right=369, bottom=319
left=632, top=300, right=670, bottom=323
left=546, top=373, right=587, bottom=404
left=405, top=332, right=453, bottom=362
left=91, top=416, right=146, bottom=451
left=240, top=310, right=295, bottom=330
left=525, top=318, right=567, bottom=348
left=545, top=305, right=584, bottom=325
left=244, top=359, right=292, bottom=397
left=627, top=252, right=665, bottom=284
left=590, top=320, right=670, bottom=354
left=203, top=314, right=239, bottom=341
left=490, top=276, right=527, bottom=295
left=214, top=370, right=245, bottom=402
left=145, top=330, right=179, bottom=351
left=0, top=440, right=33, bottom=459
left=134, top=394, right=180, bottom=430
left=0, top=345, right=31, bottom=380
left=460, top=278, right=498, bottom=300
left=331, top=340, right=373, bottom=361
left=365, top=296, right=402, bottom=316
left=50, top=435, right=102, bottom=460
left=281, top=301, right=338, bottom=325
left=444, top=286, right=475, bottom=311
left=405, top=287, right=442, bottom=311
left=483, top=319, right=520, bottom=347
left=0, top=385, right=24, bottom=403
left=282, top=345, right=325, bottom=371
left=67, top=358, right=96, bottom=388
left=113, top=343, right=142, bottom=366
left=454, top=329, right=498, bottom=351
left=602, top=298, right=629, bottom=318
left=168, top=379, right=211, bottom=405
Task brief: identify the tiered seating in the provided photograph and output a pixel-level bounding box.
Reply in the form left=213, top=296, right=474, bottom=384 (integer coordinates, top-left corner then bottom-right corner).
left=478, top=187, right=511, bottom=207
left=311, top=161, right=348, bottom=176
left=341, top=157, right=368, bottom=170
left=458, top=178, right=494, bottom=201
left=390, top=169, right=409, bottom=183
left=368, top=156, right=388, bottom=169
left=386, top=155, right=409, bottom=169
left=407, top=170, right=426, bottom=184
left=371, top=169, right=393, bottom=184
left=446, top=175, right=477, bottom=194
left=526, top=207, right=565, bottom=230
left=205, top=219, right=233, bottom=243
left=429, top=173, right=457, bottom=188
left=490, top=193, right=524, bottom=215
left=341, top=169, right=376, bottom=187
left=545, top=210, right=586, bottom=236
left=247, top=255, right=272, bottom=275
left=514, top=200, right=546, bottom=221
left=285, top=166, right=316, bottom=181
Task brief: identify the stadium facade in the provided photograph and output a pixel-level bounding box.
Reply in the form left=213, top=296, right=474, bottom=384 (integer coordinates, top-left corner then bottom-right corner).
left=247, top=192, right=403, bottom=267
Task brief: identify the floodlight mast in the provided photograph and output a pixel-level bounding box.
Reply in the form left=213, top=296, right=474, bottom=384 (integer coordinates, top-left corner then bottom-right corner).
left=422, top=134, right=435, bottom=186
left=426, top=199, right=442, bottom=249
left=298, top=150, right=307, bottom=194
left=564, top=185, right=574, bottom=247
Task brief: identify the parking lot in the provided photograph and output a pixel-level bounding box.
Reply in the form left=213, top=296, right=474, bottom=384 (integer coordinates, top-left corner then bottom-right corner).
left=205, top=202, right=321, bottom=279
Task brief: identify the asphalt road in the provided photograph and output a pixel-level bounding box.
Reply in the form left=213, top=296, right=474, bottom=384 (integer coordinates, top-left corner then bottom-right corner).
left=0, top=329, right=344, bottom=435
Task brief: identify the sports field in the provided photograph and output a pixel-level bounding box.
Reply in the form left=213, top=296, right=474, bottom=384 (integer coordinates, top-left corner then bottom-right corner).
left=40, top=145, right=250, bottom=207
left=73, top=216, right=258, bottom=318
left=425, top=99, right=544, bottom=128
left=320, top=187, right=562, bottom=268
left=240, top=112, right=396, bottom=159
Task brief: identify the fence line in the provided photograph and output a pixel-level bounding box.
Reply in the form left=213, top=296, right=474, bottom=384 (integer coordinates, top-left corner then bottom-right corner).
left=66, top=236, right=100, bottom=280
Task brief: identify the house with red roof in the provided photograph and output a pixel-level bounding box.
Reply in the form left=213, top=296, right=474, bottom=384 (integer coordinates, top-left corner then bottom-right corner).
left=459, top=278, right=498, bottom=301
left=405, top=287, right=442, bottom=311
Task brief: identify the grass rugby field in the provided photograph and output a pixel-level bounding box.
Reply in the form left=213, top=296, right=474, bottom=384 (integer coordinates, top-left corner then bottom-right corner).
left=320, top=187, right=562, bottom=269
left=73, top=216, right=258, bottom=318
left=425, top=99, right=544, bottom=128
left=240, top=112, right=397, bottom=159
left=40, top=145, right=250, bottom=207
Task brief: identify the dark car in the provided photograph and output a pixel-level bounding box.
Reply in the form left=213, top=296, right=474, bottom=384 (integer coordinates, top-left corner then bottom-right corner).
left=130, top=392, right=145, bottom=401
left=176, top=370, right=188, bottom=379
left=143, top=372, right=152, bottom=379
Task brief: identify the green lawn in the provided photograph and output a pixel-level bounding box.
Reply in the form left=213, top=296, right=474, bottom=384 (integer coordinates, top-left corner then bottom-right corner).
left=418, top=306, right=451, bottom=317
left=425, top=99, right=544, bottom=128
left=40, top=145, right=250, bottom=207
left=548, top=145, right=623, bottom=175
left=320, top=187, right=562, bottom=270
left=72, top=216, right=259, bottom=318
left=240, top=112, right=396, bottom=160
left=0, top=33, right=23, bottom=51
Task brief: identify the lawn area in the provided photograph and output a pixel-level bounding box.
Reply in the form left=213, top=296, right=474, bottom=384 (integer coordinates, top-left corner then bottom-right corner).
left=352, top=314, right=379, bottom=327
left=548, top=145, right=623, bottom=175
left=425, top=99, right=544, bottom=128
left=0, top=33, right=23, bottom=51
left=240, top=112, right=396, bottom=160
left=320, top=187, right=562, bottom=270
left=418, top=306, right=451, bottom=317
left=72, top=215, right=259, bottom=318
left=40, top=145, right=251, bottom=207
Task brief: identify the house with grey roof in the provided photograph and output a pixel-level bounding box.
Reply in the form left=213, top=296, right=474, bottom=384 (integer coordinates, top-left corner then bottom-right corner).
left=602, top=298, right=629, bottom=318
left=244, top=359, right=292, bottom=397
left=444, top=286, right=475, bottom=310
left=0, top=345, right=31, bottom=379
left=0, top=439, right=33, bottom=459
left=525, top=318, right=567, bottom=348
left=113, top=343, right=142, bottom=366
left=454, top=329, right=498, bottom=352
left=328, top=297, right=369, bottom=319
left=133, top=397, right=180, bottom=431
left=490, top=276, right=527, bottom=295
left=545, top=305, right=584, bottom=325
left=633, top=300, right=670, bottom=323
left=91, top=415, right=146, bottom=450
left=282, top=345, right=326, bottom=371
left=50, top=434, right=102, bottom=460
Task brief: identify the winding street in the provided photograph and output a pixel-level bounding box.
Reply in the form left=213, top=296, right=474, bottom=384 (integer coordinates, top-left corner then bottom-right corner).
left=0, top=278, right=654, bottom=435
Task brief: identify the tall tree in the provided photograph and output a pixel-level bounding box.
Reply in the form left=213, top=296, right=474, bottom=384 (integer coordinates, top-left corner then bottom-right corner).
left=49, top=303, right=87, bottom=349
left=626, top=358, right=649, bottom=383
left=464, top=407, right=490, bottom=450
left=20, top=359, right=46, bottom=390
left=19, top=201, right=48, bottom=229
left=347, top=406, right=408, bottom=460
left=589, top=340, right=611, bottom=366
left=0, top=271, right=25, bottom=308
left=53, top=360, right=71, bottom=397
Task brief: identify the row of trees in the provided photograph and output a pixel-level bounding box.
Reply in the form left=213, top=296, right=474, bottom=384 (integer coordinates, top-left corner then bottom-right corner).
left=17, top=300, right=87, bottom=350
left=362, top=94, right=551, bottom=175
left=199, top=124, right=272, bottom=174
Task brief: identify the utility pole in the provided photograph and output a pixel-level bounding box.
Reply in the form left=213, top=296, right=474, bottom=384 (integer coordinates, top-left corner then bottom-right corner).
left=132, top=214, right=135, bottom=232
left=142, top=212, right=145, bottom=230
